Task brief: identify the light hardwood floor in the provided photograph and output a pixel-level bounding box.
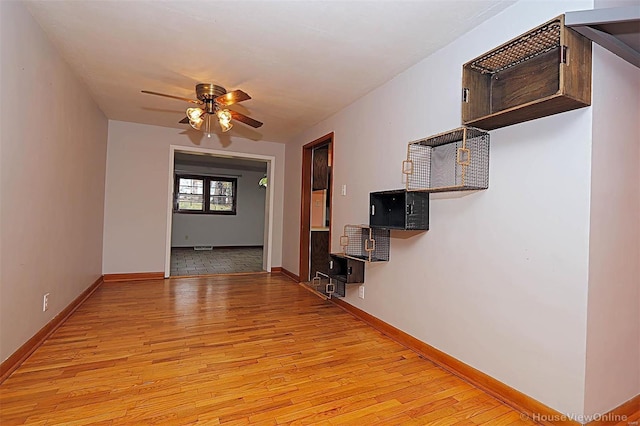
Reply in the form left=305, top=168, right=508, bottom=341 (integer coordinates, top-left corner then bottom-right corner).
left=1, top=274, right=544, bottom=425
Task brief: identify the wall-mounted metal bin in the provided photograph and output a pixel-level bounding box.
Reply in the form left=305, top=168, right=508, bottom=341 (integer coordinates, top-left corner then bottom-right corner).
left=403, top=127, right=489, bottom=193
left=370, top=189, right=429, bottom=230
left=461, top=15, right=592, bottom=130
left=329, top=253, right=365, bottom=284
left=311, top=273, right=345, bottom=298
left=340, top=225, right=390, bottom=262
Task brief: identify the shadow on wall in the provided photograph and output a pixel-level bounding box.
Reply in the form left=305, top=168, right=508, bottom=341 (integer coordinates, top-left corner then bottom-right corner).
left=180, top=126, right=263, bottom=147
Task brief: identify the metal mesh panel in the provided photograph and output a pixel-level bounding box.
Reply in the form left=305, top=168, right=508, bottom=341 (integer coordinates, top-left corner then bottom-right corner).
left=340, top=225, right=390, bottom=262
left=311, top=274, right=330, bottom=295
left=334, top=279, right=346, bottom=298
left=405, top=192, right=430, bottom=231
left=311, top=273, right=346, bottom=298
left=405, top=127, right=489, bottom=193
left=469, top=20, right=561, bottom=74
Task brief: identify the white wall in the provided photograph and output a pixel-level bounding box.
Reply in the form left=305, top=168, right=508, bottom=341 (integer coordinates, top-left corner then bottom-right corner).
left=103, top=121, right=285, bottom=274
left=171, top=165, right=267, bottom=247
left=0, top=2, right=108, bottom=362
left=584, top=43, right=640, bottom=416
left=283, top=0, right=595, bottom=416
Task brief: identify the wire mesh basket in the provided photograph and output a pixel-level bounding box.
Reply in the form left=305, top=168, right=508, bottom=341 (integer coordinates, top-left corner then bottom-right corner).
left=311, top=273, right=345, bottom=298
left=339, top=225, right=390, bottom=262
left=403, top=126, right=489, bottom=193
left=468, top=19, right=561, bottom=75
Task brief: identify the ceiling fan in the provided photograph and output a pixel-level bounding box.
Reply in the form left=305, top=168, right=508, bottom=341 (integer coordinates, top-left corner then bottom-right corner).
left=141, top=83, right=263, bottom=135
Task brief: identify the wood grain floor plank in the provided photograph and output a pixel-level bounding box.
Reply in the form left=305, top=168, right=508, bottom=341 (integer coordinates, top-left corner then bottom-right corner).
left=0, top=274, right=543, bottom=425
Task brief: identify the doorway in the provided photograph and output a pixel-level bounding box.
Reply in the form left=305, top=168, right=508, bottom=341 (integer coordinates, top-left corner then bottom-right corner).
left=164, top=146, right=276, bottom=278
left=299, top=133, right=333, bottom=282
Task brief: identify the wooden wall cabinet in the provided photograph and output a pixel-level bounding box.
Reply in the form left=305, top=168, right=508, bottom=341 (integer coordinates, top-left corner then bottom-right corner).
left=462, top=15, right=592, bottom=130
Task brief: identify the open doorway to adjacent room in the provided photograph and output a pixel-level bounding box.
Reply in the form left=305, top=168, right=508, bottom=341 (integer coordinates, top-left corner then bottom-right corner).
left=165, top=146, right=275, bottom=277
left=299, top=133, right=333, bottom=283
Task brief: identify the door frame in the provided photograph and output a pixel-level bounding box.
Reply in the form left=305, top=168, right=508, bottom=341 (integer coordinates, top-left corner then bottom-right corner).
left=299, top=132, right=334, bottom=282
left=165, top=145, right=276, bottom=278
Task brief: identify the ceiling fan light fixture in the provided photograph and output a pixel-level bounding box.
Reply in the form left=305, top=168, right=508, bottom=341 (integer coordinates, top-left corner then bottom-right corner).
left=189, top=116, right=203, bottom=130
left=143, top=84, right=262, bottom=133
left=187, top=107, right=205, bottom=130
left=217, top=109, right=233, bottom=133
left=186, top=107, right=204, bottom=121
left=203, top=114, right=214, bottom=138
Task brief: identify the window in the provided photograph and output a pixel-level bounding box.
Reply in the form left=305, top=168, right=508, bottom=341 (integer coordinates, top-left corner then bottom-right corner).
left=176, top=177, right=204, bottom=211
left=209, top=179, right=235, bottom=212
left=175, top=175, right=237, bottom=215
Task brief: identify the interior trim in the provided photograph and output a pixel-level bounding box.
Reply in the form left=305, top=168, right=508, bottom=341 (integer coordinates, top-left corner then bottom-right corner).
left=280, top=267, right=300, bottom=283
left=298, top=282, right=328, bottom=300
left=166, top=145, right=277, bottom=277
left=329, top=297, right=582, bottom=426
left=0, top=276, right=104, bottom=383
left=103, top=272, right=165, bottom=282
left=299, top=132, right=334, bottom=283
left=587, top=394, right=640, bottom=426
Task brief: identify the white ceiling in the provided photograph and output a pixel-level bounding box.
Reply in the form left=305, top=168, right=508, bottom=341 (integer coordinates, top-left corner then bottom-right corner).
left=25, top=0, right=515, bottom=143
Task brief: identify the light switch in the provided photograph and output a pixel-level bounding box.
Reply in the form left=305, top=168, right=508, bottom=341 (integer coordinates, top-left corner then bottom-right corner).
left=341, top=184, right=347, bottom=196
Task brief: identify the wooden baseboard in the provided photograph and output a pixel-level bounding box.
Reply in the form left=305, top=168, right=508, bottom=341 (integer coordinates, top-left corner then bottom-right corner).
left=330, top=297, right=581, bottom=426
left=298, top=282, right=328, bottom=300
left=270, top=267, right=282, bottom=273
left=103, top=272, right=164, bottom=282
left=0, top=276, right=103, bottom=383
left=587, top=394, right=640, bottom=426
left=280, top=267, right=300, bottom=283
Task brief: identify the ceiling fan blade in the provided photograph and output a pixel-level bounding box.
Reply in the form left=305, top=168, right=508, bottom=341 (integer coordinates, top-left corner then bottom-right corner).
left=179, top=117, right=189, bottom=124
left=215, top=90, right=251, bottom=106
left=230, top=111, right=263, bottom=128
left=141, top=90, right=202, bottom=105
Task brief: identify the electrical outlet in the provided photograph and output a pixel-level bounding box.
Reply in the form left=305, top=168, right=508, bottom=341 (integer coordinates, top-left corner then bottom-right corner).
left=341, top=184, right=347, bottom=196
left=358, top=285, right=365, bottom=299
left=43, top=293, right=50, bottom=312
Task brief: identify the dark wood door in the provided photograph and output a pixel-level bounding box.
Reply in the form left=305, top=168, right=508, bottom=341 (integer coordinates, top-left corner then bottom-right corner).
left=312, top=146, right=329, bottom=190
left=310, top=231, right=329, bottom=278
